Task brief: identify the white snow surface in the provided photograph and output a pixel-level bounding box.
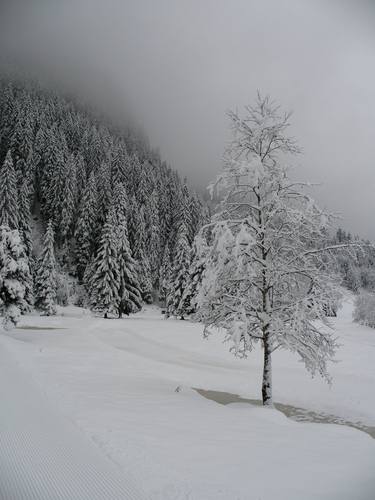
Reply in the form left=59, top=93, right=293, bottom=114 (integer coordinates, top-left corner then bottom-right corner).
left=1, top=296, right=375, bottom=499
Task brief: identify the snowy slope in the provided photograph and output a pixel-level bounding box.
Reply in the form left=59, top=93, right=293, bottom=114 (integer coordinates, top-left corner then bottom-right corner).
left=1, top=299, right=375, bottom=500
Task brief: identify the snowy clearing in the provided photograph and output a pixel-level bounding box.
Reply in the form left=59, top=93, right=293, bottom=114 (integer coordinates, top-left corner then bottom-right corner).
left=1, top=296, right=375, bottom=500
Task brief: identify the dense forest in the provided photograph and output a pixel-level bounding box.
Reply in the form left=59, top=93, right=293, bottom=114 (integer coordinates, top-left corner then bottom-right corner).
left=1, top=74, right=375, bottom=331
left=0, top=75, right=208, bottom=322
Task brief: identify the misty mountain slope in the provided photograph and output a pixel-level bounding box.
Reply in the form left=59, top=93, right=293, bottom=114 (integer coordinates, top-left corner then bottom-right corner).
left=0, top=75, right=208, bottom=298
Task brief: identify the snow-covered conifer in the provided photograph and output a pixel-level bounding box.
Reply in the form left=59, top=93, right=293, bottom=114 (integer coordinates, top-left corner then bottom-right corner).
left=180, top=237, right=207, bottom=315
left=0, top=225, right=33, bottom=328
left=196, top=95, right=345, bottom=406
left=166, top=221, right=191, bottom=318
left=75, top=172, right=99, bottom=280
left=59, top=153, right=77, bottom=243
left=34, top=220, right=57, bottom=315
left=18, top=179, right=33, bottom=258
left=159, top=243, right=172, bottom=305
left=111, top=145, right=129, bottom=188
left=0, top=150, right=19, bottom=229
left=128, top=199, right=153, bottom=303
left=89, top=208, right=120, bottom=317
left=145, top=190, right=161, bottom=285
left=113, top=184, right=142, bottom=317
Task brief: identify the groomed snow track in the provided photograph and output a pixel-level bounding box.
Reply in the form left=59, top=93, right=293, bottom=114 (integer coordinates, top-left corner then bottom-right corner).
left=0, top=336, right=146, bottom=500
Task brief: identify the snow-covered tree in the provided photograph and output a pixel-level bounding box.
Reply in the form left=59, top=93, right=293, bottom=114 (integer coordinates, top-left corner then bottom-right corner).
left=181, top=238, right=207, bottom=315
left=59, top=153, right=77, bottom=243
left=159, top=243, right=172, bottom=305
left=145, top=190, right=161, bottom=285
left=128, top=199, right=153, bottom=303
left=113, top=184, right=142, bottom=317
left=0, top=225, right=33, bottom=328
left=166, top=221, right=191, bottom=318
left=89, top=208, right=120, bottom=317
left=34, top=220, right=57, bottom=315
left=353, top=291, right=375, bottom=328
left=0, top=150, right=19, bottom=229
left=0, top=75, right=208, bottom=307
left=18, top=178, right=33, bottom=258
left=75, top=171, right=98, bottom=281
left=196, top=95, right=345, bottom=406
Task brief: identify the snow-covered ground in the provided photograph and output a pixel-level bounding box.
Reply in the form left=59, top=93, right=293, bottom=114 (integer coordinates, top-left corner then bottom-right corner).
left=1, top=295, right=375, bottom=499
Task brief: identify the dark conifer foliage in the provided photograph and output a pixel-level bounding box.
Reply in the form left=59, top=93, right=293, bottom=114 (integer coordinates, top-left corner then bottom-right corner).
left=0, top=150, right=19, bottom=229
left=0, top=75, right=207, bottom=312
left=89, top=207, right=120, bottom=317
left=34, top=220, right=57, bottom=315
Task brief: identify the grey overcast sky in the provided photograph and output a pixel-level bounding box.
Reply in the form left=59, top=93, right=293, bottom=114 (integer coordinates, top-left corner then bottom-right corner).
left=1, top=0, right=375, bottom=238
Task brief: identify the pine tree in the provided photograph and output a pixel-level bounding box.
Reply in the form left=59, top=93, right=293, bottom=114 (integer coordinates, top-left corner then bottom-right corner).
left=127, top=153, right=141, bottom=197
left=89, top=208, right=120, bottom=318
left=0, top=83, right=16, bottom=159
left=167, top=221, right=191, bottom=318
left=59, top=153, right=77, bottom=243
left=159, top=243, right=172, bottom=305
left=18, top=178, right=33, bottom=258
left=117, top=222, right=143, bottom=317
left=75, top=171, right=98, bottom=281
left=0, top=150, right=19, bottom=229
left=34, top=220, right=57, bottom=315
left=97, top=156, right=112, bottom=226
left=112, top=184, right=142, bottom=317
left=10, top=99, right=34, bottom=163
left=0, top=225, right=33, bottom=328
left=111, top=144, right=129, bottom=188
left=180, top=238, right=207, bottom=315
left=128, top=198, right=153, bottom=303
left=145, top=190, right=160, bottom=285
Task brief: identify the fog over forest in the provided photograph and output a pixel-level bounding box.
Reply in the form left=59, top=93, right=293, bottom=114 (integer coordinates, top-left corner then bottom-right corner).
left=1, top=0, right=375, bottom=240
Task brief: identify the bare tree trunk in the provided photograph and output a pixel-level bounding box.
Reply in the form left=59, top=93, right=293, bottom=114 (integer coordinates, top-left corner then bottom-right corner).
left=262, top=335, right=273, bottom=406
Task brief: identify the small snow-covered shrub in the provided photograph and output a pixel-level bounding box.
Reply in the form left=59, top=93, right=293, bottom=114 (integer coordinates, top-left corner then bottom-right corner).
left=55, top=272, right=71, bottom=306
left=353, top=291, right=375, bottom=328
left=72, top=283, right=90, bottom=308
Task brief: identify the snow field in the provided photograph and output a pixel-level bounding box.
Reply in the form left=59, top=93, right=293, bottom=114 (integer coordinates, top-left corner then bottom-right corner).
left=1, top=299, right=375, bottom=499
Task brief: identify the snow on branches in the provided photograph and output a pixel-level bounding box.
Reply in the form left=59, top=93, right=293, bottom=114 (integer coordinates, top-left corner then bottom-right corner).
left=195, top=94, right=343, bottom=405
left=0, top=225, right=33, bottom=328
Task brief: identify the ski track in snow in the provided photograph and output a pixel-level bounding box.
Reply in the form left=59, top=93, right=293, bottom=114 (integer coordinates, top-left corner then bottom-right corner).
left=0, top=337, right=147, bottom=500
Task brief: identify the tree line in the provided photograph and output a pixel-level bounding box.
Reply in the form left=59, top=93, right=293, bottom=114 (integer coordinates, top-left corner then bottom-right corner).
left=0, top=75, right=208, bottom=325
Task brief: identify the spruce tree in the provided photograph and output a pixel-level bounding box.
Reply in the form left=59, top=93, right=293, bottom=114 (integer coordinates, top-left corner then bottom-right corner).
left=0, top=150, right=19, bottom=229
left=18, top=178, right=33, bottom=258
left=0, top=225, right=33, bottom=328
left=145, top=190, right=160, bottom=286
left=97, top=156, right=112, bottom=226
left=128, top=198, right=153, bottom=303
left=10, top=101, right=34, bottom=163
left=167, top=221, right=191, bottom=318
left=180, top=238, right=207, bottom=315
left=75, top=172, right=99, bottom=281
left=89, top=208, right=120, bottom=318
left=111, top=145, right=129, bottom=188
left=59, top=153, right=77, bottom=243
left=113, top=184, right=142, bottom=317
left=34, top=220, right=57, bottom=315
left=117, top=222, right=142, bottom=317
left=159, top=243, right=172, bottom=306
